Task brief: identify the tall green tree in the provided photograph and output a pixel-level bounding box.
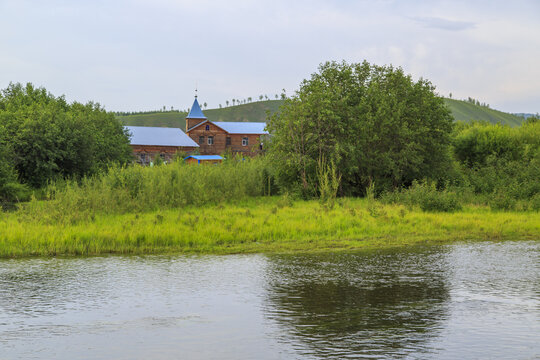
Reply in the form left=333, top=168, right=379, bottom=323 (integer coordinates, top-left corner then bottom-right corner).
left=267, top=60, right=454, bottom=196
left=0, top=83, right=132, bottom=188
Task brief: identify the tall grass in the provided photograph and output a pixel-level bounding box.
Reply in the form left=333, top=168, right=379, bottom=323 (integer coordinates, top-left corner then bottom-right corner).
left=20, top=157, right=271, bottom=224
left=1, top=197, right=538, bottom=258
left=317, top=157, right=341, bottom=210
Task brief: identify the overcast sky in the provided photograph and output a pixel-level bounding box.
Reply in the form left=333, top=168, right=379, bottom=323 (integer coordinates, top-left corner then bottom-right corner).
left=1, top=0, right=539, bottom=113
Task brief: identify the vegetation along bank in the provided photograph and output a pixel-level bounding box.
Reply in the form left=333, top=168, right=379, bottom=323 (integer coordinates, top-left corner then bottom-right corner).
left=1, top=60, right=539, bottom=257
left=1, top=196, right=539, bottom=257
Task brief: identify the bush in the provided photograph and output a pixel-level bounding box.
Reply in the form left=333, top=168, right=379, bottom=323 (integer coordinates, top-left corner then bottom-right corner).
left=19, top=157, right=274, bottom=223
left=530, top=193, right=540, bottom=211
left=0, top=182, right=30, bottom=204
left=489, top=191, right=516, bottom=211
left=382, top=181, right=462, bottom=212
left=317, top=157, right=341, bottom=210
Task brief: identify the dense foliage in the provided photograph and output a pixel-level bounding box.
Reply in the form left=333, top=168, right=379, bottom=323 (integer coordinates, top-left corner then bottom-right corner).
left=453, top=120, right=540, bottom=210
left=21, top=157, right=272, bottom=223
left=0, top=129, right=28, bottom=203
left=267, top=60, right=454, bottom=197
left=0, top=83, right=132, bottom=190
left=1, top=67, right=539, bottom=215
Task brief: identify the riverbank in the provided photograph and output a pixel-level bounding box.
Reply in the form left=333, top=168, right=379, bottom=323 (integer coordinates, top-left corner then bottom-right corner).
left=1, top=197, right=539, bottom=258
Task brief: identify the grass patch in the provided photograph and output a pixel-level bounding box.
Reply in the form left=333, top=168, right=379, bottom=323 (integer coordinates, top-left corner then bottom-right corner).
left=0, top=197, right=538, bottom=258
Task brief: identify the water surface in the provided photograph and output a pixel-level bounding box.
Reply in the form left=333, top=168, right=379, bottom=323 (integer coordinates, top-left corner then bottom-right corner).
left=0, top=241, right=538, bottom=359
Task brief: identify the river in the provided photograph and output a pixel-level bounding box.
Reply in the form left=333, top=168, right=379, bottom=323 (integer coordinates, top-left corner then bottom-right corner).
left=0, top=241, right=538, bottom=359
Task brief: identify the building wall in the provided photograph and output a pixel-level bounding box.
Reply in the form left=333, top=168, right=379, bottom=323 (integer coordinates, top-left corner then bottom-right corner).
left=186, top=122, right=263, bottom=156
left=131, top=145, right=197, bottom=165
left=186, top=118, right=206, bottom=131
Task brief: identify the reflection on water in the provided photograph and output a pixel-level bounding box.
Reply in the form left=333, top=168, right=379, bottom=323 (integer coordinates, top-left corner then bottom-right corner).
left=0, top=242, right=538, bottom=359
left=264, top=249, right=450, bottom=359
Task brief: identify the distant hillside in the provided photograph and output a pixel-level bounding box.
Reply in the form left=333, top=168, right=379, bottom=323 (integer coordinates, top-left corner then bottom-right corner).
left=117, top=101, right=282, bottom=131
left=117, top=98, right=524, bottom=130
left=444, top=98, right=523, bottom=126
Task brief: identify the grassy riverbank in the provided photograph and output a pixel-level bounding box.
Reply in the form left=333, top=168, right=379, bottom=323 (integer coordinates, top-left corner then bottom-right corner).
left=1, top=197, right=538, bottom=257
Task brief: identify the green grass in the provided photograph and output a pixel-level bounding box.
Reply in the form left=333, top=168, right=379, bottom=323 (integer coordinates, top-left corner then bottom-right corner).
left=444, top=98, right=524, bottom=126
left=1, top=197, right=538, bottom=258
left=116, top=99, right=524, bottom=129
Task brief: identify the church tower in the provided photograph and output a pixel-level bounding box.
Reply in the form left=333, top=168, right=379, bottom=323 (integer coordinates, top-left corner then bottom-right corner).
left=185, top=94, right=207, bottom=131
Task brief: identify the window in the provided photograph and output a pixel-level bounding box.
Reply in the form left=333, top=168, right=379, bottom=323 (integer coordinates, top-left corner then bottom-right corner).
left=205, top=124, right=210, bottom=131
left=199, top=136, right=204, bottom=144
left=208, top=136, right=214, bottom=145
left=242, top=137, right=249, bottom=146
left=226, top=137, right=231, bottom=145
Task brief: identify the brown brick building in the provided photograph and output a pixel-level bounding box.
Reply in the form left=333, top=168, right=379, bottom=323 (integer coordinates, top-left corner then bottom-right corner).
left=185, top=97, right=268, bottom=156
left=126, top=126, right=198, bottom=165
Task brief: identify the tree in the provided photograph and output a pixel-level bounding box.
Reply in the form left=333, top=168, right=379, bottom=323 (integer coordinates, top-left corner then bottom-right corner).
left=267, top=60, right=454, bottom=197
left=275, top=94, right=278, bottom=99
left=0, top=83, right=132, bottom=188
left=259, top=95, right=264, bottom=101
left=226, top=100, right=229, bottom=107
left=0, top=128, right=28, bottom=202
left=203, top=102, right=207, bottom=109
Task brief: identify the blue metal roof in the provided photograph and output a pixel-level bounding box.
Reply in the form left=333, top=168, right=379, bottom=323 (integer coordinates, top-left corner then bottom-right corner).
left=213, top=122, right=268, bottom=134
left=126, top=126, right=199, bottom=147
left=184, top=155, right=223, bottom=160
left=186, top=98, right=207, bottom=119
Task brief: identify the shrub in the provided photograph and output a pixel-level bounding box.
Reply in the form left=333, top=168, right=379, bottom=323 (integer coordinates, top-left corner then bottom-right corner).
left=317, top=157, right=341, bottom=210
left=382, top=181, right=462, bottom=212
left=20, top=157, right=273, bottom=222
left=489, top=191, right=516, bottom=211
left=530, top=193, right=540, bottom=211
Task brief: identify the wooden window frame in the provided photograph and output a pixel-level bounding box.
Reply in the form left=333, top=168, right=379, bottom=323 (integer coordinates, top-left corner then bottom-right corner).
left=207, top=136, right=214, bottom=145
left=199, top=136, right=204, bottom=144
left=242, top=137, right=249, bottom=146
left=226, top=137, right=231, bottom=145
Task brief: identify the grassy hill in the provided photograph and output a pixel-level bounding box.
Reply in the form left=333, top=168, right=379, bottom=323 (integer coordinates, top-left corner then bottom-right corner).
left=117, top=101, right=282, bottom=131
left=444, top=98, right=523, bottom=126
left=117, top=98, right=524, bottom=130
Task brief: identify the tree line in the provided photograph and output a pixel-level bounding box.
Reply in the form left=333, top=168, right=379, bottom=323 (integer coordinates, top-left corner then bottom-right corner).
left=2, top=62, right=539, bottom=212
left=0, top=83, right=132, bottom=202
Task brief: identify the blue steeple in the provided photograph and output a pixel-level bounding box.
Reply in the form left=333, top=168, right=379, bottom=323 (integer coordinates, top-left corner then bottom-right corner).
left=187, top=96, right=207, bottom=119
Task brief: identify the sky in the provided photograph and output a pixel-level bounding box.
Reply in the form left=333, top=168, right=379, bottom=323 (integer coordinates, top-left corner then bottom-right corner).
left=1, top=0, right=539, bottom=114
